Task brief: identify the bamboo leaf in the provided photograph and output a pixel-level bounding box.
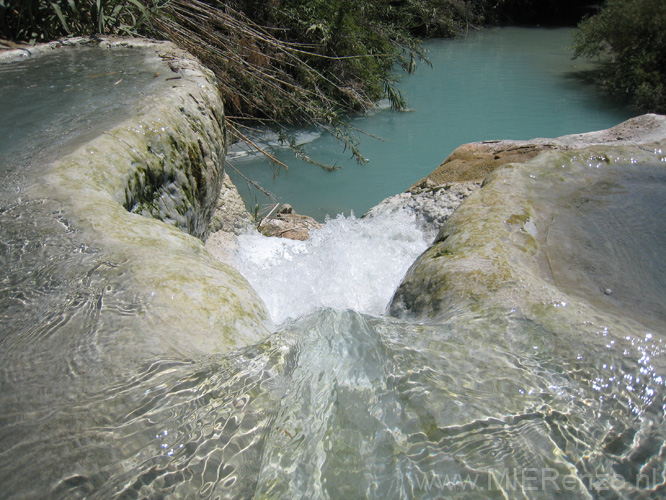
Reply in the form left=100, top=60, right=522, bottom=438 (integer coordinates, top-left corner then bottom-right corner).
left=97, top=0, right=104, bottom=33
left=383, top=80, right=406, bottom=110
left=50, top=2, right=71, bottom=34
left=126, top=0, right=151, bottom=24
left=66, top=0, right=78, bottom=17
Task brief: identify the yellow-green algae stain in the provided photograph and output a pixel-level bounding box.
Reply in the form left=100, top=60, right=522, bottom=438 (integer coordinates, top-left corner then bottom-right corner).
left=390, top=143, right=666, bottom=348
left=38, top=40, right=272, bottom=356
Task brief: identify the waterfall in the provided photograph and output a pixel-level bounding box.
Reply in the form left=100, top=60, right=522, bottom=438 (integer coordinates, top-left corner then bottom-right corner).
left=234, top=209, right=433, bottom=325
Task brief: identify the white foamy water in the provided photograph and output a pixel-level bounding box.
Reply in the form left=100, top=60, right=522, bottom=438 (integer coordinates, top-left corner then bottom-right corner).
left=226, top=129, right=322, bottom=159
left=234, top=209, right=431, bottom=325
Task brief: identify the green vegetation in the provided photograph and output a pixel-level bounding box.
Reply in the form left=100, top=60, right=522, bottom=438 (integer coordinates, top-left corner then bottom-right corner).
left=573, top=0, right=666, bottom=112
left=0, top=0, right=491, bottom=166
left=4, top=0, right=642, bottom=170
left=0, top=0, right=161, bottom=40
left=150, top=0, right=494, bottom=164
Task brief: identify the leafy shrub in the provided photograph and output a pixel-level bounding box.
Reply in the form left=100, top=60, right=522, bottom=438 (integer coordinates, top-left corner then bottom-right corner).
left=0, top=0, right=162, bottom=42
left=572, top=0, right=666, bottom=112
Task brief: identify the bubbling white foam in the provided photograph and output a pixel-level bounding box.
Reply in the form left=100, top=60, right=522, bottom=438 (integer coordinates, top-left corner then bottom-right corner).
left=234, top=209, right=431, bottom=325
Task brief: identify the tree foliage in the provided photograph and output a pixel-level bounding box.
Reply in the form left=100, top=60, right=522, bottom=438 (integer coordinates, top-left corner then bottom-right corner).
left=572, top=0, right=666, bottom=112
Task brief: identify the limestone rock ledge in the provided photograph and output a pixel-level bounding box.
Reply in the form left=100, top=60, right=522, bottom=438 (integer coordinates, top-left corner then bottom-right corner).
left=365, top=180, right=480, bottom=236
left=33, top=38, right=272, bottom=355
left=390, top=114, right=666, bottom=336
left=209, top=172, right=255, bottom=235
left=413, top=113, right=666, bottom=186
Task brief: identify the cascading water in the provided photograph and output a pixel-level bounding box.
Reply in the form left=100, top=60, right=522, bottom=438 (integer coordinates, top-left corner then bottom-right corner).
left=234, top=209, right=435, bottom=325
left=2, top=35, right=666, bottom=500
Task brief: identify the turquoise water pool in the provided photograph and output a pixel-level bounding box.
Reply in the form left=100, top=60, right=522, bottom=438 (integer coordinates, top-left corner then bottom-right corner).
left=228, top=27, right=637, bottom=221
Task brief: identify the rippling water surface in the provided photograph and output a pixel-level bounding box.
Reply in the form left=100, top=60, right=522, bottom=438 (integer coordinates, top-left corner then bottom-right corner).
left=1, top=37, right=665, bottom=500
left=539, top=161, right=666, bottom=332
left=0, top=46, right=167, bottom=173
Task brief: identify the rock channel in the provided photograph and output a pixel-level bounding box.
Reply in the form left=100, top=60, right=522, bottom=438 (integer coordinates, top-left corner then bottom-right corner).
left=9, top=37, right=664, bottom=353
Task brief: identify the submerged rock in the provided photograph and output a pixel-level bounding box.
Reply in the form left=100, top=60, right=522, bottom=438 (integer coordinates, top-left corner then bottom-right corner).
left=0, top=38, right=280, bottom=500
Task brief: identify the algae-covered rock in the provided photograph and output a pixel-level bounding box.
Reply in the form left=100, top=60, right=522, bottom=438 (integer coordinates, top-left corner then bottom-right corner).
left=390, top=115, right=666, bottom=342
left=412, top=113, right=666, bottom=187
left=38, top=38, right=272, bottom=355
left=411, top=141, right=555, bottom=186
left=208, top=172, right=255, bottom=235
